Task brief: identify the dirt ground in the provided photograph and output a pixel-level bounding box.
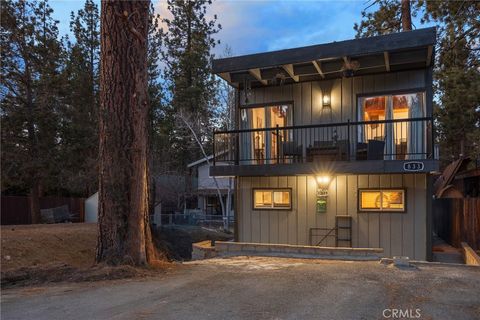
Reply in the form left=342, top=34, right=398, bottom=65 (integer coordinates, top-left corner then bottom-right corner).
left=0, top=223, right=165, bottom=288
left=2, top=256, right=480, bottom=320
left=1, top=223, right=232, bottom=288
left=1, top=223, right=97, bottom=271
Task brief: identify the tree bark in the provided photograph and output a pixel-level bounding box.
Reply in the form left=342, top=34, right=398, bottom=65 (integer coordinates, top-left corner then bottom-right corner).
left=96, top=0, right=156, bottom=265
left=401, top=0, right=412, bottom=31
left=29, top=182, right=41, bottom=224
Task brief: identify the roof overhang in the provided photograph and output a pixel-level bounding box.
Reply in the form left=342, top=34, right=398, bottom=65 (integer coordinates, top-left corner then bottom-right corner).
left=187, top=155, right=214, bottom=168
left=213, top=27, right=436, bottom=88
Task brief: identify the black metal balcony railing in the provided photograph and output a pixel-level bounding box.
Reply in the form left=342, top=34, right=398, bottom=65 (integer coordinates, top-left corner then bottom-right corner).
left=213, top=117, right=434, bottom=165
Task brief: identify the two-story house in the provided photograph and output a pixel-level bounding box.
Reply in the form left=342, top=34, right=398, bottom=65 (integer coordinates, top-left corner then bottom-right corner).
left=210, top=28, right=438, bottom=260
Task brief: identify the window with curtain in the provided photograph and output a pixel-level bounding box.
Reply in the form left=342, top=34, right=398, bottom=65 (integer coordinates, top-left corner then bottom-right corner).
left=240, top=104, right=293, bottom=163
left=358, top=189, right=406, bottom=212
left=358, top=92, right=426, bottom=160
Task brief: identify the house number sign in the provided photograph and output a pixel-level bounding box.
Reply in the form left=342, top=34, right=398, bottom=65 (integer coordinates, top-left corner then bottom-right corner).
left=403, top=161, right=424, bottom=172
left=316, top=188, right=328, bottom=213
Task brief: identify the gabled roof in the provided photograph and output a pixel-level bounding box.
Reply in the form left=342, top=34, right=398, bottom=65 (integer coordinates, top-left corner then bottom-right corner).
left=187, top=155, right=214, bottom=168
left=213, top=27, right=436, bottom=88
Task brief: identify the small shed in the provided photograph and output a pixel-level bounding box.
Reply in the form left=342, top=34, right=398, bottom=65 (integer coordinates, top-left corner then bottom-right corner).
left=84, top=192, right=98, bottom=223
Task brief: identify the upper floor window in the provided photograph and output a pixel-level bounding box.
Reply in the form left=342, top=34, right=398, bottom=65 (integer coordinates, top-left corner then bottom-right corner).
left=241, top=103, right=292, bottom=129
left=240, top=103, right=293, bottom=163
left=358, top=92, right=426, bottom=160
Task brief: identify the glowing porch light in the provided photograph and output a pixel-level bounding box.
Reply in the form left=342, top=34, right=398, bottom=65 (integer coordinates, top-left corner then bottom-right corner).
left=322, top=92, right=331, bottom=107
left=316, top=175, right=331, bottom=187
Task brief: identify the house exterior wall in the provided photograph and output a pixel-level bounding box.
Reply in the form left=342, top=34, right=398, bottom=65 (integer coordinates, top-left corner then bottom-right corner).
left=240, top=69, right=429, bottom=125
left=232, top=69, right=431, bottom=260
left=237, top=174, right=428, bottom=260
left=197, top=163, right=232, bottom=190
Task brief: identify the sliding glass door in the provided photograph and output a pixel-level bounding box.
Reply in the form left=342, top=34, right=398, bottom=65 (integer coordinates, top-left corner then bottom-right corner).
left=358, top=92, right=425, bottom=160
left=240, top=104, right=292, bottom=164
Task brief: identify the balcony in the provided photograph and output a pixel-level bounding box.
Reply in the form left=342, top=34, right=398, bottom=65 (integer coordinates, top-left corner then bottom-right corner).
left=212, top=117, right=437, bottom=176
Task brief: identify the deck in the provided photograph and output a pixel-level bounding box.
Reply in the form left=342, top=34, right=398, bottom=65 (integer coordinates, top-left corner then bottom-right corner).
left=212, top=117, right=437, bottom=176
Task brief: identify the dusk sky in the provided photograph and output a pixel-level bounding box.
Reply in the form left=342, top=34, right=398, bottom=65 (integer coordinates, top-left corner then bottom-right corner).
left=50, top=0, right=429, bottom=57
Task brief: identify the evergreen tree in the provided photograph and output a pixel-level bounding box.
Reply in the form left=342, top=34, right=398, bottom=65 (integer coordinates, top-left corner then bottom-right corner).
left=1, top=0, right=64, bottom=222
left=161, top=0, right=221, bottom=169
left=59, top=0, right=100, bottom=196
left=96, top=0, right=157, bottom=265
left=354, top=0, right=480, bottom=165
left=422, top=1, right=480, bottom=162
left=354, top=0, right=404, bottom=37
left=213, top=45, right=236, bottom=132
left=147, top=3, right=169, bottom=214
left=147, top=3, right=170, bottom=176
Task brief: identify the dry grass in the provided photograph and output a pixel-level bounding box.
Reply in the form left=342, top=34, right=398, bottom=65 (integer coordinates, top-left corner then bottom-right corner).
left=0, top=223, right=174, bottom=288
left=1, top=223, right=97, bottom=271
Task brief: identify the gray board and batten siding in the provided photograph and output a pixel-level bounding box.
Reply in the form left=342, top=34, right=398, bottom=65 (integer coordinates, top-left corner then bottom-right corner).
left=233, top=70, right=430, bottom=260
left=237, top=174, right=427, bottom=260
left=238, top=68, right=430, bottom=126
left=217, top=29, right=435, bottom=261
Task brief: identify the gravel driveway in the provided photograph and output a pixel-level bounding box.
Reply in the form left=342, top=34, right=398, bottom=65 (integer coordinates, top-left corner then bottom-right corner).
left=2, top=256, right=479, bottom=320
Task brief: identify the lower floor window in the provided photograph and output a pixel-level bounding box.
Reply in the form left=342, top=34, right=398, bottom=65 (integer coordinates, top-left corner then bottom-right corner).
left=253, top=189, right=291, bottom=210
left=359, top=189, right=405, bottom=212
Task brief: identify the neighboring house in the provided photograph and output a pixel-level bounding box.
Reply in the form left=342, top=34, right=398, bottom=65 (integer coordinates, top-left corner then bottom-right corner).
left=210, top=28, right=438, bottom=260
left=154, top=174, right=189, bottom=214
left=85, top=192, right=98, bottom=223
left=187, top=155, right=234, bottom=219
left=84, top=175, right=187, bottom=224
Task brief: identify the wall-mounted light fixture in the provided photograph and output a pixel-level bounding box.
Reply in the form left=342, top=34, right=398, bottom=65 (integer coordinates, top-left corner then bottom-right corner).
left=316, top=175, right=331, bottom=188
left=322, top=91, right=331, bottom=107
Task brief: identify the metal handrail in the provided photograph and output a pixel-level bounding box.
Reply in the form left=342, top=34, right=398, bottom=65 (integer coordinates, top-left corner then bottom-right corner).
left=214, top=117, right=433, bottom=135
left=213, top=117, right=435, bottom=163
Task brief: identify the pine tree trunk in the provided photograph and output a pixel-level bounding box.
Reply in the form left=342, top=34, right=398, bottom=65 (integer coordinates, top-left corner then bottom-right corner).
left=401, top=0, right=412, bottom=31
left=29, top=182, right=41, bottom=224
left=96, top=0, right=156, bottom=265
left=25, top=52, right=41, bottom=224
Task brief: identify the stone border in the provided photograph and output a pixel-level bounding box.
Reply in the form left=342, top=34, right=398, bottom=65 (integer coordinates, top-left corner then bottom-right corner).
left=192, top=240, right=217, bottom=260
left=213, top=241, right=383, bottom=261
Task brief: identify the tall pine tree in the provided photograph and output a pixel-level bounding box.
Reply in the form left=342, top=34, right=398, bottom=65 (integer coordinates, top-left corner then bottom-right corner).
left=60, top=0, right=100, bottom=196
left=96, top=0, right=157, bottom=265
left=147, top=3, right=170, bottom=176
left=423, top=1, right=480, bottom=162
left=354, top=0, right=480, bottom=165
left=354, top=0, right=405, bottom=37
left=1, top=0, right=64, bottom=222
left=161, top=0, right=221, bottom=169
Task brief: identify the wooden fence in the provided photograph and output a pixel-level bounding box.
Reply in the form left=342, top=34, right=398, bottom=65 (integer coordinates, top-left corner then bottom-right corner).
left=1, top=196, right=85, bottom=225
left=433, top=198, right=480, bottom=250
